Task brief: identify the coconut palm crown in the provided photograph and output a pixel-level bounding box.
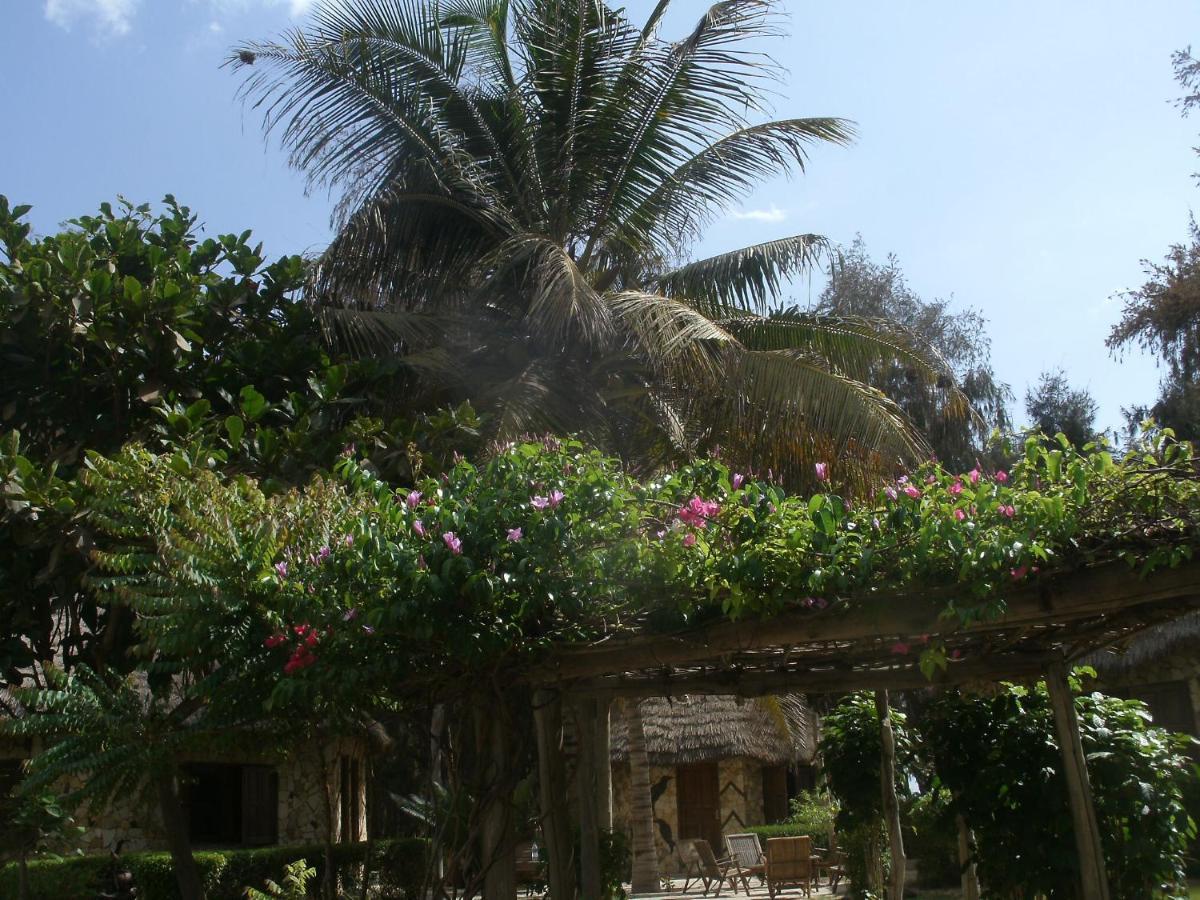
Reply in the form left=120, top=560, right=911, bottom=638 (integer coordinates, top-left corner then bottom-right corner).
left=232, top=0, right=972, bottom=486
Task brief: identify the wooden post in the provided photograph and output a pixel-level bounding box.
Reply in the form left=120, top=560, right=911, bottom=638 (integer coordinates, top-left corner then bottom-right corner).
left=625, top=699, right=661, bottom=894
left=1046, top=661, right=1112, bottom=900
left=476, top=700, right=516, bottom=900
left=874, top=690, right=906, bottom=899
left=596, top=698, right=613, bottom=831
left=576, top=698, right=603, bottom=900
left=534, top=688, right=577, bottom=900
left=955, top=814, right=980, bottom=900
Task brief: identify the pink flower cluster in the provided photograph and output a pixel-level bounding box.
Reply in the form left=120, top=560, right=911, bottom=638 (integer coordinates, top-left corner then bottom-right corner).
left=531, top=490, right=565, bottom=510
left=678, top=496, right=720, bottom=528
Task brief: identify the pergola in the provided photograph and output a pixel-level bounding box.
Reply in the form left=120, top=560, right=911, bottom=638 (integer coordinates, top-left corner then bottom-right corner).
left=513, top=559, right=1200, bottom=900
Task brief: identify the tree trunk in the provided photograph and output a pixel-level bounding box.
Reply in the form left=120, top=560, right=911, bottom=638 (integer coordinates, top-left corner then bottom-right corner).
left=625, top=699, right=660, bottom=894
left=874, top=690, right=906, bottom=899
left=1046, top=662, right=1112, bottom=900
left=576, top=698, right=602, bottom=900
left=156, top=770, right=204, bottom=900
left=534, top=689, right=576, bottom=900
left=17, top=853, right=30, bottom=900
left=955, top=814, right=980, bottom=900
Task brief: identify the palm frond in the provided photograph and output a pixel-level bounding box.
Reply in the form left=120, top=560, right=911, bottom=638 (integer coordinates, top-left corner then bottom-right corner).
left=609, top=290, right=735, bottom=380
left=657, top=234, right=831, bottom=315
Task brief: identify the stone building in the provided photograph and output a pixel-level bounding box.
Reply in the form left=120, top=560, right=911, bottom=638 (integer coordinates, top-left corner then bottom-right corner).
left=609, top=695, right=816, bottom=874
left=0, top=734, right=368, bottom=855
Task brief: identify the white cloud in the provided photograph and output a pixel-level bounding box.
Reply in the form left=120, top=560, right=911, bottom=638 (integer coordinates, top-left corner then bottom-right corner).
left=730, top=204, right=788, bottom=223
left=45, top=0, right=140, bottom=36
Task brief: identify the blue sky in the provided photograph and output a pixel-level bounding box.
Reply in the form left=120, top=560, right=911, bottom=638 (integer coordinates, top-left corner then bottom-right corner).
left=4, top=1, right=1199, bottom=434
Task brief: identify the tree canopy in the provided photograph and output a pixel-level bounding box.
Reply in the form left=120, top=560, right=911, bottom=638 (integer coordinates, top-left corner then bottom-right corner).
left=230, top=0, right=973, bottom=486
left=1023, top=368, right=1101, bottom=449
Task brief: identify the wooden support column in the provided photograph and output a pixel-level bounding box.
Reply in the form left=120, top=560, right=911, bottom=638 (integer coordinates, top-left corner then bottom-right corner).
left=596, top=698, right=613, bottom=831
left=1046, top=661, right=1111, bottom=900
left=874, top=690, right=906, bottom=899
left=476, top=699, right=516, bottom=900
left=534, top=688, right=577, bottom=900
left=955, top=814, right=980, bottom=900
left=576, top=698, right=603, bottom=900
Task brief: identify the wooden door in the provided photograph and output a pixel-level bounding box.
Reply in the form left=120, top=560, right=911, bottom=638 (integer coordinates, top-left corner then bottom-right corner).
left=676, top=762, right=721, bottom=852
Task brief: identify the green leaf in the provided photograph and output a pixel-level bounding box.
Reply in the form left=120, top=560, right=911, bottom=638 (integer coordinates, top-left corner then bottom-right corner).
left=224, top=416, right=245, bottom=445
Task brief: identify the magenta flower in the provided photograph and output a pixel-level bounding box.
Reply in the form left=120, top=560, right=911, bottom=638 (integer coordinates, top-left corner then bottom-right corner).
left=506, top=527, right=523, bottom=543
left=678, top=496, right=721, bottom=528
left=406, top=490, right=423, bottom=509
left=530, top=495, right=551, bottom=510
left=948, top=481, right=963, bottom=497
left=925, top=474, right=937, bottom=485
left=953, top=508, right=966, bottom=521
left=884, top=486, right=899, bottom=501
left=317, top=545, right=331, bottom=563
left=1000, top=504, right=1016, bottom=518
left=274, top=561, right=288, bottom=580
left=890, top=642, right=910, bottom=655
left=548, top=489, right=565, bottom=508
left=814, top=462, right=829, bottom=483
left=417, top=554, right=427, bottom=570
left=897, top=475, right=909, bottom=485
left=413, top=520, right=427, bottom=538
left=969, top=468, right=981, bottom=485
left=731, top=473, right=745, bottom=490
left=903, top=485, right=922, bottom=500
left=682, top=533, right=697, bottom=548
left=951, top=649, right=963, bottom=660
left=343, top=608, right=359, bottom=622
left=995, top=470, right=1009, bottom=484
left=442, top=532, right=463, bottom=555
left=1010, top=565, right=1029, bottom=580
left=343, top=534, right=353, bottom=547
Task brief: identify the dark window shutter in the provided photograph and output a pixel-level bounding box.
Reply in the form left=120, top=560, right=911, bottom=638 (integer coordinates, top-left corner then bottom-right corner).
left=241, top=765, right=279, bottom=846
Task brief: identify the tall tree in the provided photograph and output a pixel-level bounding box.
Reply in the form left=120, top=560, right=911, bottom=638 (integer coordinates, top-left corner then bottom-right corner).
left=813, top=236, right=1010, bottom=468
left=1024, top=369, right=1100, bottom=448
left=231, top=0, right=972, bottom=488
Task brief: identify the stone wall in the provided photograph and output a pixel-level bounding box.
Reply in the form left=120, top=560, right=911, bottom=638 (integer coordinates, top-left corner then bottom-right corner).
left=3, top=737, right=367, bottom=855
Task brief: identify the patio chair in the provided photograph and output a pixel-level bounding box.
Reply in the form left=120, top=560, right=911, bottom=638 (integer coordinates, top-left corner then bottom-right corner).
left=723, top=833, right=766, bottom=883
left=681, top=838, right=752, bottom=896
left=814, top=832, right=846, bottom=893
left=765, top=835, right=813, bottom=898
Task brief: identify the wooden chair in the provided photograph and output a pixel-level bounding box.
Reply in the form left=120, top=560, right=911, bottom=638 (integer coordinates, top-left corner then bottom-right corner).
left=723, top=833, right=766, bottom=883
left=682, top=838, right=752, bottom=896
left=814, top=832, right=846, bottom=893
left=765, top=835, right=813, bottom=898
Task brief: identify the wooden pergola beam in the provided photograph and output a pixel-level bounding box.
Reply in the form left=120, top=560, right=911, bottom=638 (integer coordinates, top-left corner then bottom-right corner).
left=574, top=651, right=1060, bottom=699
left=536, top=561, right=1200, bottom=683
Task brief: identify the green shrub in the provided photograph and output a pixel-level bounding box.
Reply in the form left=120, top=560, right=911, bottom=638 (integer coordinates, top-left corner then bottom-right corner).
left=0, top=854, right=113, bottom=900
left=0, top=838, right=430, bottom=900
left=904, top=790, right=959, bottom=888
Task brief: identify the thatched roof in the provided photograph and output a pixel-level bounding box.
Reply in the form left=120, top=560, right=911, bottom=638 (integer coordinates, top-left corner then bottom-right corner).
left=1083, top=611, right=1200, bottom=675
left=610, top=694, right=815, bottom=766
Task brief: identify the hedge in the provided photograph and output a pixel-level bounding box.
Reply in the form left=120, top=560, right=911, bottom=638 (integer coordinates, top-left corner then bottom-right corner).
left=0, top=838, right=428, bottom=900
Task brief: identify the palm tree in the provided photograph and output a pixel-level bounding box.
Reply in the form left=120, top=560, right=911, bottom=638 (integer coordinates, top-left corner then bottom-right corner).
left=231, top=0, right=971, bottom=487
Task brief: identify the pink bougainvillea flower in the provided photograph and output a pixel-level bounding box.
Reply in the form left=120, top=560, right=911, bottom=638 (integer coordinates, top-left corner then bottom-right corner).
left=891, top=642, right=910, bottom=655
left=814, top=462, right=829, bottom=482
left=442, top=532, right=463, bottom=555
left=995, top=470, right=1009, bottom=483
left=530, top=495, right=551, bottom=510
left=548, top=489, right=565, bottom=508
left=1000, top=504, right=1016, bottom=518
left=413, top=520, right=427, bottom=538
left=406, top=490, right=423, bottom=509
left=884, top=486, right=899, bottom=501
left=264, top=633, right=286, bottom=649
left=948, top=481, right=963, bottom=496
left=903, top=485, right=922, bottom=500
left=678, top=496, right=720, bottom=528
left=953, top=508, right=967, bottom=521
left=968, top=468, right=981, bottom=485
left=1010, top=566, right=1029, bottom=580
left=506, top=527, right=523, bottom=543
left=682, top=532, right=697, bottom=548
left=317, top=545, right=331, bottom=563
left=273, top=560, right=288, bottom=579
left=897, top=475, right=909, bottom=485
left=731, top=473, right=745, bottom=490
